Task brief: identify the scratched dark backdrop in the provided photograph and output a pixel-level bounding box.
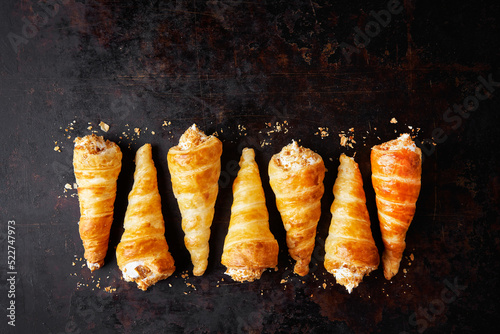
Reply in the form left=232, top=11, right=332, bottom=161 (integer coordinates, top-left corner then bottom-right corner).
left=1, top=0, right=499, bottom=333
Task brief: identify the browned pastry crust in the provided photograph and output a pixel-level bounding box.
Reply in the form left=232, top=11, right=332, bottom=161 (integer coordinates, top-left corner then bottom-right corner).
left=167, top=124, right=222, bottom=276
left=73, top=134, right=122, bottom=272
left=268, top=141, right=325, bottom=276
left=371, top=133, right=422, bottom=280
left=116, top=144, right=175, bottom=290
left=221, top=148, right=279, bottom=282
left=324, top=154, right=379, bottom=293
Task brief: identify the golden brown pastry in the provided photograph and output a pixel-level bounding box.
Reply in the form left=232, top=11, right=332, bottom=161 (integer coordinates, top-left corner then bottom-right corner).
left=167, top=124, right=222, bottom=276
left=221, top=148, right=279, bottom=282
left=324, top=154, right=379, bottom=293
left=371, top=133, right=422, bottom=280
left=73, top=134, right=122, bottom=272
left=116, top=144, right=175, bottom=290
left=268, top=141, right=325, bottom=276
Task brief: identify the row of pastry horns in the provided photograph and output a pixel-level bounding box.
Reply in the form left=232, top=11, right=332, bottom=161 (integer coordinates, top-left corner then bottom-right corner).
left=73, top=127, right=421, bottom=292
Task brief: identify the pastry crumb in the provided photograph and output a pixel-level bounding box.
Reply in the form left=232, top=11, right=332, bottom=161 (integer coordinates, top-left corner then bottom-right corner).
left=410, top=253, right=414, bottom=261
left=390, top=117, right=398, bottom=124
left=64, top=183, right=72, bottom=190
left=104, top=286, right=117, bottom=293
left=99, top=121, right=110, bottom=132
left=339, top=129, right=357, bottom=148
left=87, top=126, right=93, bottom=130
left=54, top=146, right=61, bottom=152
left=134, top=128, right=141, bottom=135
left=315, top=127, right=329, bottom=139
left=237, top=124, right=247, bottom=136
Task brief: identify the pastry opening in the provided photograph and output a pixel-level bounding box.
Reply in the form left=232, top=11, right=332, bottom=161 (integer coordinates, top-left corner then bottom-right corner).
left=332, top=263, right=375, bottom=294
left=225, top=267, right=265, bottom=283
left=122, top=260, right=172, bottom=291
left=87, top=261, right=102, bottom=272
left=122, top=261, right=149, bottom=280
left=74, top=134, right=111, bottom=154
left=177, top=124, right=210, bottom=150
left=275, top=140, right=321, bottom=170
left=374, top=133, right=418, bottom=153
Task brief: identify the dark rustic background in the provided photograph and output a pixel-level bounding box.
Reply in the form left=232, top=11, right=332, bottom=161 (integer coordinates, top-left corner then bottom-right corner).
left=1, top=0, right=499, bottom=333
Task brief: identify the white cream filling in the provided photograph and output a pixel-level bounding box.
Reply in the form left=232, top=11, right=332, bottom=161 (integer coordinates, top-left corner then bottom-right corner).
left=74, top=135, right=107, bottom=151
left=225, top=268, right=264, bottom=281
left=307, top=156, right=317, bottom=165
left=122, top=261, right=144, bottom=280
left=386, top=133, right=417, bottom=153
left=178, top=124, right=209, bottom=150
left=87, top=261, right=101, bottom=271
left=278, top=140, right=301, bottom=169
left=277, top=140, right=320, bottom=171
left=332, top=266, right=364, bottom=294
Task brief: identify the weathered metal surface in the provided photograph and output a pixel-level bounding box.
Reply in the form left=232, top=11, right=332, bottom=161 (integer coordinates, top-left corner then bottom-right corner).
left=1, top=0, right=499, bottom=333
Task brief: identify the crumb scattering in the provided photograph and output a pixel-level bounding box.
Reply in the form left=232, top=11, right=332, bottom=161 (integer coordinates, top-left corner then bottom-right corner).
left=339, top=132, right=356, bottom=148
left=237, top=124, right=247, bottom=136
left=104, top=286, right=117, bottom=293
left=314, top=127, right=329, bottom=139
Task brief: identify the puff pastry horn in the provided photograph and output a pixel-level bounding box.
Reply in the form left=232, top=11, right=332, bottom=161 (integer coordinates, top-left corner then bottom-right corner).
left=371, top=134, right=422, bottom=280
left=268, top=141, right=325, bottom=276
left=324, top=154, right=379, bottom=293
left=222, top=148, right=279, bottom=282
left=73, top=134, right=122, bottom=272
left=116, top=144, right=175, bottom=290
left=167, top=124, right=222, bottom=276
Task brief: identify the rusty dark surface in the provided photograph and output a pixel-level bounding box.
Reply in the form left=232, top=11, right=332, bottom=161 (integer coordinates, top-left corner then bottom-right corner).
left=1, top=0, right=499, bottom=333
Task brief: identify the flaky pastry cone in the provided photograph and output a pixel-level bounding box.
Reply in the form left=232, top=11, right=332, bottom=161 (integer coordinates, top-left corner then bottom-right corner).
left=73, top=134, right=122, bottom=272
left=116, top=144, right=175, bottom=290
left=371, top=134, right=422, bottom=280
left=324, top=154, right=379, bottom=293
left=268, top=141, right=325, bottom=276
left=221, top=148, right=279, bottom=282
left=167, top=124, right=222, bottom=276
